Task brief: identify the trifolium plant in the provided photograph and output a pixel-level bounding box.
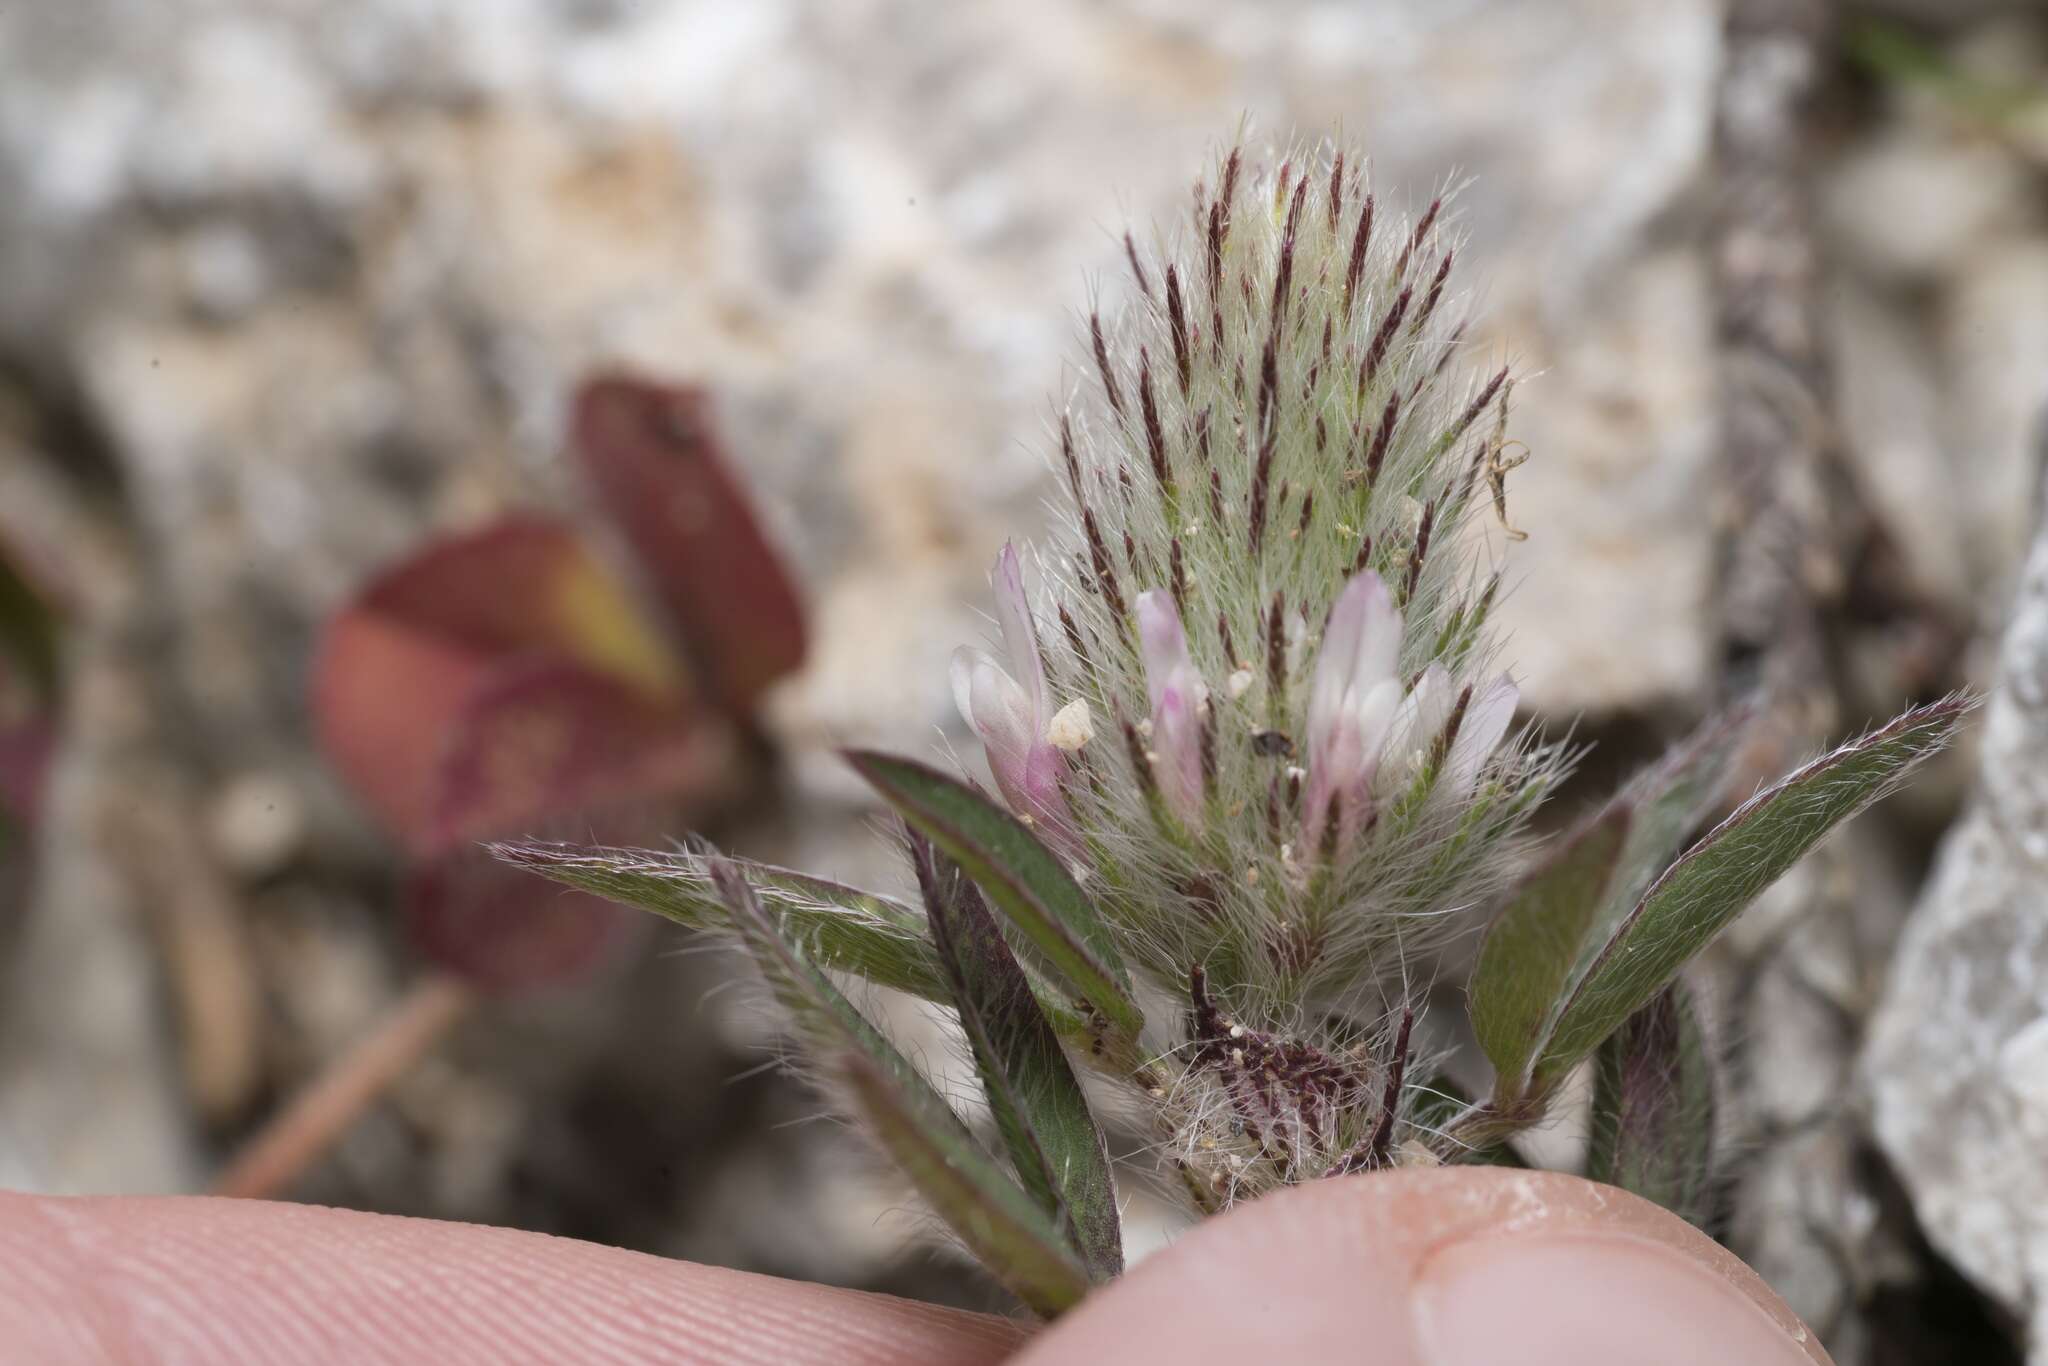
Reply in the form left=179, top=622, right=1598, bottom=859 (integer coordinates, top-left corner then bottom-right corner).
left=501, top=136, right=1963, bottom=1316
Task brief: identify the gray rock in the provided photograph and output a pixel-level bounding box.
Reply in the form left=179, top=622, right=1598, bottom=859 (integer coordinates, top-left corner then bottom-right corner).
left=1941, top=242, right=2048, bottom=599
left=1866, top=485, right=2048, bottom=1359
left=0, top=0, right=1731, bottom=760
left=1712, top=827, right=1918, bottom=1347
left=1824, top=127, right=2036, bottom=287
left=1828, top=283, right=1971, bottom=604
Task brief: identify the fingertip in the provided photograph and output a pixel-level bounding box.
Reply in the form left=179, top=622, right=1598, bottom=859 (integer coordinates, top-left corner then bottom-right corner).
left=1019, top=1168, right=1831, bottom=1366
left=0, top=1193, right=1028, bottom=1366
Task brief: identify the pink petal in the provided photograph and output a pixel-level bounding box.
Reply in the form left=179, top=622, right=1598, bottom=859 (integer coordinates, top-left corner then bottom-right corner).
left=1135, top=591, right=1201, bottom=716
left=956, top=648, right=1036, bottom=802
left=991, top=543, right=1048, bottom=721
left=1448, top=674, right=1519, bottom=794
left=1152, top=674, right=1206, bottom=825
left=1307, top=572, right=1399, bottom=769
left=1379, top=663, right=1453, bottom=793
left=1302, top=676, right=1400, bottom=859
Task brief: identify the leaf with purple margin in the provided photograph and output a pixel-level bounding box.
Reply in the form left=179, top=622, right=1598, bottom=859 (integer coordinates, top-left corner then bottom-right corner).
left=847, top=751, right=1141, bottom=1042
left=1533, top=697, right=1967, bottom=1085
left=913, top=832, right=1121, bottom=1281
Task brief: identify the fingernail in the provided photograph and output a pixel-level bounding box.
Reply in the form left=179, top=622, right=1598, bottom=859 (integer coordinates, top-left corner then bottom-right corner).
left=1412, top=1233, right=1820, bottom=1366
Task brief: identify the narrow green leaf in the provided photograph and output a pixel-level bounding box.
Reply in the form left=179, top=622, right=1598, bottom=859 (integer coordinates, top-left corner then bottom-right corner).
left=709, top=859, right=949, bottom=1110
left=1469, top=707, right=1749, bottom=1096
left=496, top=841, right=947, bottom=1000
left=1605, top=705, right=1754, bottom=921
left=497, top=839, right=1106, bottom=1057
left=1585, top=980, right=1717, bottom=1227
left=1536, top=697, right=1967, bottom=1084
left=707, top=861, right=1090, bottom=1316
left=840, top=1053, right=1093, bottom=1317
left=912, top=832, right=1122, bottom=1281
left=1467, top=813, right=1629, bottom=1095
left=845, top=752, right=1142, bottom=1041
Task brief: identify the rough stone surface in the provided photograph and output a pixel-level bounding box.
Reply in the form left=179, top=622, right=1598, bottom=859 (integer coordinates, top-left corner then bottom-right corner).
left=0, top=0, right=1714, bottom=1295
left=1713, top=829, right=1919, bottom=1344
left=1867, top=489, right=2048, bottom=1361
left=0, top=0, right=1733, bottom=741
left=0, top=0, right=2043, bottom=1340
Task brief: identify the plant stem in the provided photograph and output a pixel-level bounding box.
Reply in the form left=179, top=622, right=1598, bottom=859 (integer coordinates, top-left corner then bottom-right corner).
left=212, top=971, right=475, bottom=1200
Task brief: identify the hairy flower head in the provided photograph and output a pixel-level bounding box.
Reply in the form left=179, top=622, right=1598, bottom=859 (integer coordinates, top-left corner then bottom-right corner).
left=955, top=142, right=1558, bottom=1029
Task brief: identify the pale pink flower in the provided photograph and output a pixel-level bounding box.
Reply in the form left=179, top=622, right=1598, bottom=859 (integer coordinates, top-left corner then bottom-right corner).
left=1134, top=590, right=1208, bottom=825
left=1377, top=662, right=1456, bottom=795
left=951, top=544, right=1079, bottom=853
left=1380, top=664, right=1519, bottom=798
left=1301, top=572, right=1405, bottom=855
left=1302, top=577, right=1520, bottom=860
left=1447, top=674, right=1519, bottom=795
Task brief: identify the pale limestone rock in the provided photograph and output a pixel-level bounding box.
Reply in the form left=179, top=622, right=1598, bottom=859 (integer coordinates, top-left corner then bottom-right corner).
left=1942, top=242, right=2048, bottom=593
left=1824, top=128, right=2037, bottom=285
left=1867, top=486, right=2048, bottom=1358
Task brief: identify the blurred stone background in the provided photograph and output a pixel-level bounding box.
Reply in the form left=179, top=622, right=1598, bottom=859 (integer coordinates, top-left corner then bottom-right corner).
left=1, top=0, right=2046, bottom=1359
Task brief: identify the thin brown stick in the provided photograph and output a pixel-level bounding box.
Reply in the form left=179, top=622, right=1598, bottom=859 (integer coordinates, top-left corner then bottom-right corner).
left=212, top=972, right=475, bottom=1200
left=101, top=782, right=266, bottom=1124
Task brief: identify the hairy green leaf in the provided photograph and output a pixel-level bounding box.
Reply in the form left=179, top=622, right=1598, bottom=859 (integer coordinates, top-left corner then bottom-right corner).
left=1585, top=981, right=1717, bottom=1227
left=846, top=752, right=1142, bottom=1042
left=1468, top=813, right=1629, bottom=1096
left=498, top=839, right=1107, bottom=1059
left=710, top=859, right=949, bottom=1111
left=708, top=861, right=1090, bottom=1316
left=912, top=833, right=1121, bottom=1280
left=1469, top=707, right=1749, bottom=1097
left=839, top=1053, right=1093, bottom=1317
left=498, top=841, right=947, bottom=999
left=1535, top=697, right=1967, bottom=1083
left=1605, top=705, right=1754, bottom=922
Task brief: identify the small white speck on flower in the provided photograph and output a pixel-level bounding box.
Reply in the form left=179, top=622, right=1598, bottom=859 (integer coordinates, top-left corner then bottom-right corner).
left=1284, top=610, right=1310, bottom=673
left=1047, top=698, right=1094, bottom=751
left=1135, top=717, right=1155, bottom=738
left=1285, top=764, right=1307, bottom=782
left=1228, top=1024, right=1245, bottom=1039
left=1227, top=668, right=1254, bottom=698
